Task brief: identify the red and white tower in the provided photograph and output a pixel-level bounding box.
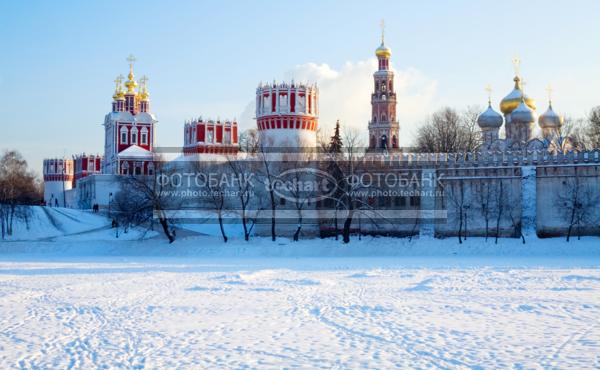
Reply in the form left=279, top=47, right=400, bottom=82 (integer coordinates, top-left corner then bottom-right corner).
left=73, top=154, right=103, bottom=185
left=103, top=55, right=157, bottom=175
left=256, top=81, right=318, bottom=149
left=43, top=158, right=74, bottom=207
left=183, top=118, right=239, bottom=155
left=368, top=23, right=400, bottom=152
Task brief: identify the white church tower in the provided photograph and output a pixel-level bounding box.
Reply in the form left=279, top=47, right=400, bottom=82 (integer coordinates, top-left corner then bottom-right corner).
left=103, top=55, right=157, bottom=176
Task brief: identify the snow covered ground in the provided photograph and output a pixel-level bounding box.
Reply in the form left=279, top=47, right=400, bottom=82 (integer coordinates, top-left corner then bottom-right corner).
left=1, top=208, right=600, bottom=368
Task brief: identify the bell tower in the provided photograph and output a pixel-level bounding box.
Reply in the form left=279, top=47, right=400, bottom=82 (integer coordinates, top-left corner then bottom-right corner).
left=368, top=20, right=400, bottom=152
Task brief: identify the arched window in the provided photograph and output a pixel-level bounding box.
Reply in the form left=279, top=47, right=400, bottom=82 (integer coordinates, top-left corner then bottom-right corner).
left=373, top=115, right=377, bottom=123
left=120, top=126, right=128, bottom=144
left=134, top=162, right=142, bottom=175
left=380, top=135, right=388, bottom=149
left=148, top=162, right=154, bottom=176
left=392, top=135, right=398, bottom=148
left=381, top=113, right=387, bottom=122
left=131, top=127, right=138, bottom=145
left=370, top=136, right=376, bottom=148
left=121, top=161, right=129, bottom=175
left=141, top=127, right=148, bottom=145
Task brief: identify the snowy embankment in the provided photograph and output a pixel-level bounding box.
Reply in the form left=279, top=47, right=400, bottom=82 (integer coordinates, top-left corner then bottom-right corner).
left=2, top=206, right=110, bottom=241
left=1, top=207, right=600, bottom=265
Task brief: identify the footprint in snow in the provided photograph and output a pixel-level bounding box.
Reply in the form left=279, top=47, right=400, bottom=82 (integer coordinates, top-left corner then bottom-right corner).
left=275, top=278, right=320, bottom=286
left=405, top=278, right=434, bottom=292
left=186, top=286, right=228, bottom=292
left=562, top=275, right=600, bottom=282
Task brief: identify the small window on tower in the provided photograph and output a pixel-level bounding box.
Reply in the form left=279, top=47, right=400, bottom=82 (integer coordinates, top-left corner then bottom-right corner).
left=121, top=131, right=127, bottom=144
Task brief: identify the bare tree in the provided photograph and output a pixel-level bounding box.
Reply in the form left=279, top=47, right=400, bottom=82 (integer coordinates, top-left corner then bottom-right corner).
left=584, top=106, right=600, bottom=149
left=280, top=154, right=322, bottom=241
left=226, top=155, right=257, bottom=241
left=440, top=178, right=472, bottom=243
left=494, top=180, right=505, bottom=245
left=189, top=159, right=230, bottom=243
left=414, top=107, right=482, bottom=153
left=238, top=129, right=260, bottom=154
left=322, top=129, right=370, bottom=243
left=115, top=157, right=178, bottom=243
left=257, top=144, right=278, bottom=241
left=207, top=163, right=229, bottom=243
left=477, top=180, right=494, bottom=241
left=556, top=167, right=599, bottom=241
left=0, top=150, right=40, bottom=239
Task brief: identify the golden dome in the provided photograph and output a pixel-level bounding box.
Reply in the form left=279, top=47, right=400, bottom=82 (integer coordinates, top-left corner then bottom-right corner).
left=125, top=71, right=138, bottom=94
left=138, top=75, right=149, bottom=101
left=375, top=43, right=391, bottom=58
left=500, top=76, right=536, bottom=114
left=112, top=75, right=125, bottom=101
left=113, top=91, right=125, bottom=100
left=139, top=90, right=149, bottom=101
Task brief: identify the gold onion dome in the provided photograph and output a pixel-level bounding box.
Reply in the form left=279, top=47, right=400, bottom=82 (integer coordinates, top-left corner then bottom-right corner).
left=125, top=72, right=138, bottom=94
left=500, top=76, right=536, bottom=114
left=538, top=102, right=563, bottom=128
left=375, top=42, right=392, bottom=58
left=112, top=75, right=125, bottom=100
left=511, top=97, right=537, bottom=124
left=113, top=91, right=125, bottom=100
left=477, top=102, right=503, bottom=128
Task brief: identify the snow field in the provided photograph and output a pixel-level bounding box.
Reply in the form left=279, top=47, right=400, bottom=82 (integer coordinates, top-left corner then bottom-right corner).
left=0, top=261, right=599, bottom=368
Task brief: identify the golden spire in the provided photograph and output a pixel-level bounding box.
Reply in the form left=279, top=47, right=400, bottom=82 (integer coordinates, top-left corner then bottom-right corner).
left=125, top=54, right=138, bottom=93
left=139, top=75, right=149, bottom=101
left=375, top=19, right=391, bottom=58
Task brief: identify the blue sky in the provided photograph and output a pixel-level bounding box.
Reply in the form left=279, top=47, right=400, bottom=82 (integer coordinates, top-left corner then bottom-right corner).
left=1, top=0, right=600, bottom=174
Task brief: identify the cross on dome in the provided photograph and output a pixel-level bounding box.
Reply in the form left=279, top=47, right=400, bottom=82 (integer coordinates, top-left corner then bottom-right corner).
left=114, top=75, right=124, bottom=90
left=546, top=84, right=554, bottom=105
left=485, top=84, right=493, bottom=105
left=512, top=56, right=521, bottom=77
left=127, top=54, right=137, bottom=72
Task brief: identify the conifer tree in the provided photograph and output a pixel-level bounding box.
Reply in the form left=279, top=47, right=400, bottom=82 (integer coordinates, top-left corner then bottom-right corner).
left=328, top=120, right=343, bottom=154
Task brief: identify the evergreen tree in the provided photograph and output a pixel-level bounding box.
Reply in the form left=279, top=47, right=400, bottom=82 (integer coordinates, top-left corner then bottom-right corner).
left=328, top=120, right=343, bottom=154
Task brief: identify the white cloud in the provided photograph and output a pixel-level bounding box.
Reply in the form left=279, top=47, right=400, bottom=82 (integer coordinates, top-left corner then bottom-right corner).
left=239, top=59, right=438, bottom=146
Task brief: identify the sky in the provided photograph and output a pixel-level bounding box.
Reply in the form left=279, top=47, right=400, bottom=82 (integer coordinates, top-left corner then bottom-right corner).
left=1, top=0, right=600, bottom=175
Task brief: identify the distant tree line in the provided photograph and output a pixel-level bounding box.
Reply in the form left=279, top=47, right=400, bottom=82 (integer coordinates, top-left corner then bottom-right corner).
left=412, top=105, right=600, bottom=152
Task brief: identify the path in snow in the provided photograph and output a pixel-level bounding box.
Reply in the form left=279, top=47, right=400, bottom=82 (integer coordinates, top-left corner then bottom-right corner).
left=0, top=261, right=599, bottom=368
